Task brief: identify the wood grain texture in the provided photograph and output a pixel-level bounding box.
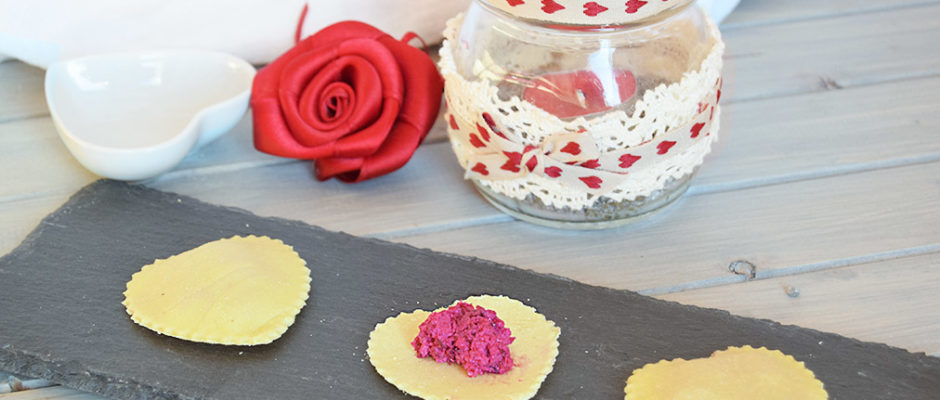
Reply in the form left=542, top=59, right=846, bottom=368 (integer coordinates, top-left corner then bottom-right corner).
left=150, top=141, right=496, bottom=237
left=143, top=75, right=940, bottom=235
left=679, top=75, right=940, bottom=191
left=0, top=114, right=278, bottom=203
left=722, top=3, right=940, bottom=102
left=396, top=161, right=940, bottom=295
left=722, top=0, right=940, bottom=29
left=1, top=3, right=935, bottom=197
left=659, top=252, right=940, bottom=355
left=0, top=0, right=935, bottom=297
left=0, top=62, right=46, bottom=123
left=1, top=1, right=937, bottom=204
left=0, top=118, right=97, bottom=201
left=4, top=72, right=940, bottom=253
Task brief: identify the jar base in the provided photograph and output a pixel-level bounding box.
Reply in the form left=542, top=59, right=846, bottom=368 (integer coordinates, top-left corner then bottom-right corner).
left=471, top=176, right=693, bottom=230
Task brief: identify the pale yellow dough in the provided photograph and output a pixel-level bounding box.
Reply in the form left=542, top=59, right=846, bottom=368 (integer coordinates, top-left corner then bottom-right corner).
left=367, top=295, right=560, bottom=400
left=122, top=235, right=311, bottom=345
left=624, top=345, right=829, bottom=400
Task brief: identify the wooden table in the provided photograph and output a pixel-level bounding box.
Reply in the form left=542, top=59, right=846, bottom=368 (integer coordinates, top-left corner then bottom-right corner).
left=2, top=0, right=939, bottom=398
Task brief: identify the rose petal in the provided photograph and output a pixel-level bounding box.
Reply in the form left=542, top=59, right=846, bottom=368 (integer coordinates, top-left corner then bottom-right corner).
left=316, top=34, right=443, bottom=182
left=315, top=81, right=354, bottom=123
left=314, top=156, right=364, bottom=181
left=277, top=49, right=336, bottom=146
left=328, top=40, right=404, bottom=158
left=296, top=57, right=375, bottom=133
left=302, top=20, right=389, bottom=47
left=278, top=39, right=402, bottom=155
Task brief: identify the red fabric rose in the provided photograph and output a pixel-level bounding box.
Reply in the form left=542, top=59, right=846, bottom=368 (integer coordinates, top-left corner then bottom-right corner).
left=250, top=21, right=443, bottom=182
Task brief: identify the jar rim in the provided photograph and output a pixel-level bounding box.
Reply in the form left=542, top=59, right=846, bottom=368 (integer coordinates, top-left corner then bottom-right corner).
left=474, top=0, right=697, bottom=30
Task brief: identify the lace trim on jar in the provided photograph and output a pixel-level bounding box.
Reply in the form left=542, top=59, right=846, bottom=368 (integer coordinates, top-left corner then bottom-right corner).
left=440, top=13, right=724, bottom=209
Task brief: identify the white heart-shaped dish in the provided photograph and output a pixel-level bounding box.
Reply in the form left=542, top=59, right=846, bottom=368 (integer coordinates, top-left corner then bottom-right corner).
left=45, top=50, right=256, bottom=181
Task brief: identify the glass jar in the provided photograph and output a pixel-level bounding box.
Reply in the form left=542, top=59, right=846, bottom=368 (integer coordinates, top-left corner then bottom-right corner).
left=440, top=0, right=724, bottom=229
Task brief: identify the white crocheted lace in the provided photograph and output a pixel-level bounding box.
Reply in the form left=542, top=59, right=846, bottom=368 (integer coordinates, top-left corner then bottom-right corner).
left=440, top=14, right=725, bottom=210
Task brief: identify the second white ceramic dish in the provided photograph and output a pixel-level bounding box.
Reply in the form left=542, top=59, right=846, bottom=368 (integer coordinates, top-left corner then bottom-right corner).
left=45, top=49, right=256, bottom=181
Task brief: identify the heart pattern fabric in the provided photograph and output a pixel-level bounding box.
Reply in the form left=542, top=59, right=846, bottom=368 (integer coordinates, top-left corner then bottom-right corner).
left=447, top=78, right=722, bottom=195
left=583, top=2, right=609, bottom=16
left=540, top=0, right=566, bottom=14
left=482, top=0, right=679, bottom=26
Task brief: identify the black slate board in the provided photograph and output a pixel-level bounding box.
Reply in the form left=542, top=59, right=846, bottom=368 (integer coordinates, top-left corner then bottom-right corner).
left=1, top=181, right=939, bottom=400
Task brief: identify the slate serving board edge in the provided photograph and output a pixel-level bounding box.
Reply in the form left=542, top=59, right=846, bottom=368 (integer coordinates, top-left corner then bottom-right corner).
left=1, top=180, right=938, bottom=400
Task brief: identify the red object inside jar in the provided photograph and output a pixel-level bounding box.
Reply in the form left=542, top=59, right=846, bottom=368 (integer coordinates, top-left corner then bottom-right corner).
left=522, top=70, right=637, bottom=119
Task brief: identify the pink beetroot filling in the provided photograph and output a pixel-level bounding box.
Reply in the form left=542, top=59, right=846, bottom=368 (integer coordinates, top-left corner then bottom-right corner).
left=411, top=302, right=515, bottom=377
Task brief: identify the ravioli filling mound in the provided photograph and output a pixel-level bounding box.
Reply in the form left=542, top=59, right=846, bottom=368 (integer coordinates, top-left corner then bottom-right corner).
left=412, top=301, right=515, bottom=377
left=367, top=295, right=560, bottom=400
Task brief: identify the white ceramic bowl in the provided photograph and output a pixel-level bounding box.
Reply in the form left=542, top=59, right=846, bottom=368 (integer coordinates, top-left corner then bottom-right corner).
left=45, top=50, right=256, bottom=181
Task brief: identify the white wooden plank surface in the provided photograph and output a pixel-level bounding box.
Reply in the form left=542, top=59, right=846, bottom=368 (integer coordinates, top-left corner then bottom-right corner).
left=397, top=160, right=940, bottom=296
left=148, top=74, right=940, bottom=237
left=0, top=117, right=97, bottom=200
left=686, top=75, right=940, bottom=192
left=0, top=62, right=46, bottom=123
left=660, top=252, right=940, bottom=355
left=3, top=71, right=940, bottom=253
left=0, top=0, right=935, bottom=197
left=0, top=0, right=932, bottom=294
left=722, top=3, right=940, bottom=102
left=722, top=0, right=940, bottom=29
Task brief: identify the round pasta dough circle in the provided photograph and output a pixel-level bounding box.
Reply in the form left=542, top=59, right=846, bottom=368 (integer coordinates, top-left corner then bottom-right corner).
left=368, top=295, right=560, bottom=400
left=624, top=345, right=828, bottom=400
left=122, top=235, right=311, bottom=346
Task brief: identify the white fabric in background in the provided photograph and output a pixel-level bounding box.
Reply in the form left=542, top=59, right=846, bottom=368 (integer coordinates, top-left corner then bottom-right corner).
left=0, top=0, right=739, bottom=69
left=0, top=0, right=471, bottom=68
